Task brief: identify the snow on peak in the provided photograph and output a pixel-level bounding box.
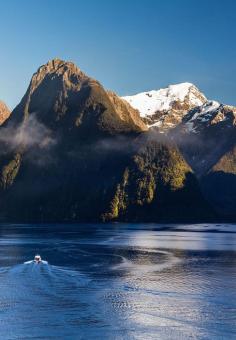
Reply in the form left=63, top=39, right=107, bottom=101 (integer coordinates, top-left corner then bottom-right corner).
left=163, top=82, right=197, bottom=101
left=198, top=100, right=221, bottom=115
left=122, top=82, right=207, bottom=118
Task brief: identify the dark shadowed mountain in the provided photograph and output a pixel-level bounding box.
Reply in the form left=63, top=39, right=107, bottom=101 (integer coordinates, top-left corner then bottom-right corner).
left=201, top=146, right=236, bottom=219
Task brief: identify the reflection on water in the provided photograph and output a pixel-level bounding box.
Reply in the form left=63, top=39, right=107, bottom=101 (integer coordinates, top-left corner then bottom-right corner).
left=0, top=223, right=235, bottom=339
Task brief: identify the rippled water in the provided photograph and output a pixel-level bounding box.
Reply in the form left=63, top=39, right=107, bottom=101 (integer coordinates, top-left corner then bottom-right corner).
left=0, top=223, right=236, bottom=339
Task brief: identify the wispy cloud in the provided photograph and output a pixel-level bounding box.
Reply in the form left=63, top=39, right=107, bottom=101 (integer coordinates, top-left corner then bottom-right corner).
left=0, top=114, right=56, bottom=165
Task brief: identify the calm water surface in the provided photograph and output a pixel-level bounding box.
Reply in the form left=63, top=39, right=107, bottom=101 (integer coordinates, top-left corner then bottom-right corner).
left=0, top=223, right=236, bottom=339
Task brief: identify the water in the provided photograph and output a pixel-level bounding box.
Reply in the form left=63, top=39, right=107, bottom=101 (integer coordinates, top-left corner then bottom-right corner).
left=0, top=223, right=236, bottom=339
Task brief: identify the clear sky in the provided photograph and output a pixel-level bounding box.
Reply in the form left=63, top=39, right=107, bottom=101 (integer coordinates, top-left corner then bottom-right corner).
left=0, top=0, right=235, bottom=109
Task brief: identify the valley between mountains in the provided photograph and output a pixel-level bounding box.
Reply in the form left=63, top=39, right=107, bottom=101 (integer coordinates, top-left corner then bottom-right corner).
left=0, top=59, right=235, bottom=222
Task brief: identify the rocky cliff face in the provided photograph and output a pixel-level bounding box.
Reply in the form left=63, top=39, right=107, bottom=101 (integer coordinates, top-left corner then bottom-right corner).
left=0, top=59, right=211, bottom=223
left=9, top=59, right=147, bottom=137
left=0, top=101, right=11, bottom=125
left=180, top=101, right=236, bottom=134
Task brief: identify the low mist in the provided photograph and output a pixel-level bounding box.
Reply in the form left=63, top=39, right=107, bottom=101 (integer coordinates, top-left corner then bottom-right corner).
left=0, top=114, right=56, bottom=165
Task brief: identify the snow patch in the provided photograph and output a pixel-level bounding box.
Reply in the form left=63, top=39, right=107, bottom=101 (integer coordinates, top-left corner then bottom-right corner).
left=123, top=82, right=206, bottom=118
left=199, top=101, right=220, bottom=115
left=185, top=100, right=221, bottom=132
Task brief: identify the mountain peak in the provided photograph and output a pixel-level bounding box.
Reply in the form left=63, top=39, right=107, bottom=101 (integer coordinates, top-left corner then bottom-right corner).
left=9, top=59, right=147, bottom=135
left=43, top=58, right=65, bottom=68
left=37, top=58, right=82, bottom=73
left=164, top=82, right=205, bottom=100
left=122, top=82, right=207, bottom=130
left=123, top=82, right=207, bottom=118
left=123, top=82, right=207, bottom=116
left=30, top=58, right=87, bottom=93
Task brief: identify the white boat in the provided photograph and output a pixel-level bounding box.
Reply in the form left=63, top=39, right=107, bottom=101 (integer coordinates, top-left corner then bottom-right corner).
left=34, top=254, right=42, bottom=263
left=24, top=254, right=48, bottom=265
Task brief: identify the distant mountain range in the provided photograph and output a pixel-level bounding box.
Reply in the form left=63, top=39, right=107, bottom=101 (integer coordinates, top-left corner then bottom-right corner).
left=0, top=59, right=235, bottom=222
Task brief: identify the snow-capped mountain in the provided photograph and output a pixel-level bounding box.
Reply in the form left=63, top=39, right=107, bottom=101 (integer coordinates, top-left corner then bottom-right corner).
left=0, top=60, right=235, bottom=221
left=123, top=82, right=236, bottom=178
left=122, top=82, right=236, bottom=133
left=123, top=82, right=207, bottom=130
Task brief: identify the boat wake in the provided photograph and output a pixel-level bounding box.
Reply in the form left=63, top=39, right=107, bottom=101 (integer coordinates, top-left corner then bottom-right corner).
left=24, top=260, right=48, bottom=264
left=0, top=261, right=91, bottom=305
left=112, top=249, right=180, bottom=275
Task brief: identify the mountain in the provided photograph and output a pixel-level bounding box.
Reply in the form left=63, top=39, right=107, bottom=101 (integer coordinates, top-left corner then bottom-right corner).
left=123, top=83, right=236, bottom=219
left=102, top=135, right=211, bottom=222
left=176, top=103, right=236, bottom=176
left=8, top=58, right=147, bottom=137
left=123, top=83, right=207, bottom=130
left=0, top=59, right=212, bottom=223
left=0, top=101, right=11, bottom=125
left=180, top=101, right=236, bottom=133
left=123, top=82, right=236, bottom=135
left=123, top=83, right=236, bottom=175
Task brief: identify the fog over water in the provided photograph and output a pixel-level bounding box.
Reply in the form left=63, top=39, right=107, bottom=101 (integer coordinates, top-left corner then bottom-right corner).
left=0, top=223, right=235, bottom=339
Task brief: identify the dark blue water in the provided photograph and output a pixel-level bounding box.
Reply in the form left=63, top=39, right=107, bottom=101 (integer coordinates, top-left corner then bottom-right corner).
left=0, top=223, right=236, bottom=339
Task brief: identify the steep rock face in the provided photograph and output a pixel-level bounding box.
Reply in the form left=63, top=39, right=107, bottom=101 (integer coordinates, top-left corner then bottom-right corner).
left=0, top=101, right=11, bottom=125
left=107, top=91, right=147, bottom=132
left=8, top=59, right=147, bottom=137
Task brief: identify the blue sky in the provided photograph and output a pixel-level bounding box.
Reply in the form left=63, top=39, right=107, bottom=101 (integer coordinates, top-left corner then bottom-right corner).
left=0, top=0, right=235, bottom=108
